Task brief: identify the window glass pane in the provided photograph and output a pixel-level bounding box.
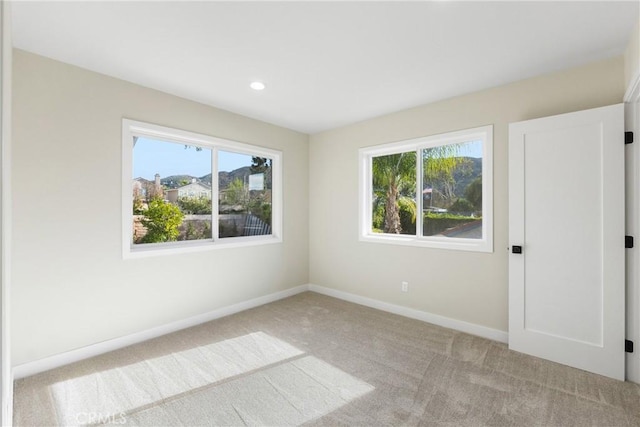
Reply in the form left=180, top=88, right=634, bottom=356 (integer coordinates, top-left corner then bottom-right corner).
left=422, top=140, right=483, bottom=239
left=132, top=138, right=212, bottom=244
left=371, top=151, right=417, bottom=235
left=218, top=151, right=273, bottom=238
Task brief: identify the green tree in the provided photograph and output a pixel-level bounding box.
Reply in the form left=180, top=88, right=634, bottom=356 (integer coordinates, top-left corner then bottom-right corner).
left=465, top=177, right=482, bottom=211
left=423, top=145, right=470, bottom=206
left=249, top=156, right=272, bottom=189
left=250, top=157, right=272, bottom=176
left=372, top=152, right=417, bottom=234
left=139, top=198, right=184, bottom=243
left=225, top=178, right=248, bottom=208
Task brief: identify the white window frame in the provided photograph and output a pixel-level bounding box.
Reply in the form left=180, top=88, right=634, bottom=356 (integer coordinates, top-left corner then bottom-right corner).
left=359, top=125, right=493, bottom=253
left=122, top=119, right=283, bottom=259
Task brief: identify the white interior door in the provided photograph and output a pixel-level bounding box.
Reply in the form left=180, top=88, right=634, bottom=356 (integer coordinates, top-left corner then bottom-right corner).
left=625, top=86, right=640, bottom=384
left=509, top=104, right=625, bottom=380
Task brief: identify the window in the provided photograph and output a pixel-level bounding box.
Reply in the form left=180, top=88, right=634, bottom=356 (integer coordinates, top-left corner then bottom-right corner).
left=122, top=119, right=282, bottom=258
left=359, top=125, right=493, bottom=252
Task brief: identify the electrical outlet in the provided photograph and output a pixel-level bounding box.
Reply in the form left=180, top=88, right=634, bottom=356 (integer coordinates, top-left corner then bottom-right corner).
left=401, top=281, right=409, bottom=292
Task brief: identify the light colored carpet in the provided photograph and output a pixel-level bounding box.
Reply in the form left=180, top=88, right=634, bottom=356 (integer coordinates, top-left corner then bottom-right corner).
left=13, top=292, right=640, bottom=426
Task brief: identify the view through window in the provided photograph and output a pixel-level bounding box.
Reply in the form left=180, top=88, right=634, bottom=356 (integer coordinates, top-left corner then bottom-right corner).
left=218, top=151, right=273, bottom=239
left=133, top=138, right=213, bottom=244
left=125, top=120, right=280, bottom=256
left=362, top=125, right=492, bottom=252
left=422, top=140, right=483, bottom=239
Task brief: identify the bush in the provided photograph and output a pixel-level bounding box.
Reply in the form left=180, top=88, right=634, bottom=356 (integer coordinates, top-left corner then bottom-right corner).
left=182, top=219, right=212, bottom=241
left=398, top=198, right=416, bottom=235
left=247, top=199, right=272, bottom=226
left=423, top=212, right=479, bottom=236
left=372, top=203, right=385, bottom=230
left=449, top=198, right=475, bottom=214
left=258, top=203, right=272, bottom=226
left=177, top=196, right=212, bottom=214
left=139, top=198, right=184, bottom=243
left=133, top=197, right=145, bottom=215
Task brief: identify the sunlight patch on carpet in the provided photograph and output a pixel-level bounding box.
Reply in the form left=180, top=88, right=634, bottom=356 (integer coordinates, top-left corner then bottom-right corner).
left=118, top=356, right=375, bottom=426
left=49, top=332, right=304, bottom=426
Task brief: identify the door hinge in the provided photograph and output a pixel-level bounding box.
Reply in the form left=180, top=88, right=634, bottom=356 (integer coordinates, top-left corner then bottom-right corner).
left=626, top=339, right=634, bottom=353
left=625, top=131, right=634, bottom=144
left=626, top=236, right=634, bottom=248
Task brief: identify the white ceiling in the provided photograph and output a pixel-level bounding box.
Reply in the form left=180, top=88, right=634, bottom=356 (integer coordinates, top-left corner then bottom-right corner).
left=12, top=1, right=640, bottom=134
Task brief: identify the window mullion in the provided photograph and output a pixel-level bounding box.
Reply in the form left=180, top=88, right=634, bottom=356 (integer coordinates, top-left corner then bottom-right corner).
left=211, top=147, right=220, bottom=241
left=416, top=148, right=422, bottom=238
left=365, top=155, right=372, bottom=235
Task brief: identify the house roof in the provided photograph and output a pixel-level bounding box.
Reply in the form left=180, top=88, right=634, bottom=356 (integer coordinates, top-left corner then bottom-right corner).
left=166, top=182, right=212, bottom=192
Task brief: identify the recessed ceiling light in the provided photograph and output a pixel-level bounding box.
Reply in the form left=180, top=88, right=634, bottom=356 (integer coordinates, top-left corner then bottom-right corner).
left=250, top=81, right=266, bottom=91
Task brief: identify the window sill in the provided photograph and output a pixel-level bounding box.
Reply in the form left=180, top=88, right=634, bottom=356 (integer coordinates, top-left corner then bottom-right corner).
left=359, top=233, right=493, bottom=253
left=123, top=235, right=282, bottom=259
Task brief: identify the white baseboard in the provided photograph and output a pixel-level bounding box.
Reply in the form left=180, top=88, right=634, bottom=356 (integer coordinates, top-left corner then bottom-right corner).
left=308, top=284, right=508, bottom=343
left=2, top=370, right=12, bottom=427
left=12, top=285, right=309, bottom=380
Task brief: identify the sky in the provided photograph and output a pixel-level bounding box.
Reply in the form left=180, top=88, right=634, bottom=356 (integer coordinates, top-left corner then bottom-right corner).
left=133, top=137, right=480, bottom=180
left=421, top=140, right=483, bottom=159
left=133, top=137, right=253, bottom=179
left=458, top=140, right=483, bottom=158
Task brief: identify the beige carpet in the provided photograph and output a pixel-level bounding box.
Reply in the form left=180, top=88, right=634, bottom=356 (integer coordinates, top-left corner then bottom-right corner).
left=13, top=292, right=640, bottom=426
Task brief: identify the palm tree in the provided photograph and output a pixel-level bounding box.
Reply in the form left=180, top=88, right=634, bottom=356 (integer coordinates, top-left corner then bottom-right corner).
left=423, top=144, right=470, bottom=206
left=372, top=151, right=417, bottom=233
left=371, top=143, right=469, bottom=234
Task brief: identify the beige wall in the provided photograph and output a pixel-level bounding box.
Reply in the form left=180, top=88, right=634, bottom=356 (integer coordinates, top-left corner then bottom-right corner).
left=12, top=50, right=309, bottom=365
left=11, top=47, right=627, bottom=364
left=309, top=56, right=625, bottom=333
left=625, top=19, right=640, bottom=92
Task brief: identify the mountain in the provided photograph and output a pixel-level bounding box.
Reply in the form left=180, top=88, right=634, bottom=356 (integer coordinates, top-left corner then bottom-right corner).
left=219, top=167, right=252, bottom=188
left=199, top=166, right=252, bottom=189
